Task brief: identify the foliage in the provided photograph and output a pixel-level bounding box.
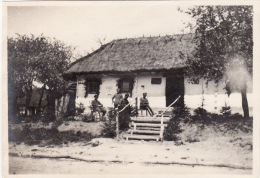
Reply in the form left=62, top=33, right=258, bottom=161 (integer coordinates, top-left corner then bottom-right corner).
left=75, top=103, right=85, bottom=115
left=163, top=117, right=182, bottom=141
left=163, top=105, right=190, bottom=141
left=101, top=120, right=116, bottom=138
left=193, top=107, right=208, bottom=117
left=173, top=105, right=190, bottom=120
left=220, top=104, right=232, bottom=117
left=185, top=6, right=253, bottom=81
left=183, top=6, right=253, bottom=118
left=8, top=124, right=93, bottom=145
left=107, top=108, right=117, bottom=120
left=8, top=34, right=73, bottom=118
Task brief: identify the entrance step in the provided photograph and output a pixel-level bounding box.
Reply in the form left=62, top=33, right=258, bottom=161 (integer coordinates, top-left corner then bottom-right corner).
left=131, top=117, right=170, bottom=123
left=123, top=134, right=160, bottom=141
left=135, top=127, right=161, bottom=131
left=128, top=129, right=161, bottom=135
left=131, top=123, right=167, bottom=128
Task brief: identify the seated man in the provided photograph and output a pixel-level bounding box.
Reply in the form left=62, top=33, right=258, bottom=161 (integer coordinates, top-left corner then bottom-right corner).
left=140, top=92, right=154, bottom=116
left=91, top=94, right=106, bottom=116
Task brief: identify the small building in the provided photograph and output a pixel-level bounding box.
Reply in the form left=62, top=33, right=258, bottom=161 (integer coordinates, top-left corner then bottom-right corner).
left=65, top=34, right=253, bottom=116
left=17, top=88, right=47, bottom=116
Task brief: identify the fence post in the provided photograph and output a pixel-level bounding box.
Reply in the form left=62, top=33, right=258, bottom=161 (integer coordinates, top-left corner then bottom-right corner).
left=135, top=97, right=138, bottom=117
left=116, top=112, right=119, bottom=141
left=160, top=115, right=164, bottom=140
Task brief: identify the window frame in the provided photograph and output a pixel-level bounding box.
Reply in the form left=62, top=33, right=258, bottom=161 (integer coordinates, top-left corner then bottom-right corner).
left=151, top=78, right=162, bottom=85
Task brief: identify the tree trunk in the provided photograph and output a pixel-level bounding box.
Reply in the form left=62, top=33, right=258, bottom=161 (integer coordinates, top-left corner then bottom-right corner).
left=25, top=85, right=33, bottom=116
left=46, top=91, right=57, bottom=121
left=38, top=83, right=46, bottom=113
left=241, top=86, right=249, bottom=118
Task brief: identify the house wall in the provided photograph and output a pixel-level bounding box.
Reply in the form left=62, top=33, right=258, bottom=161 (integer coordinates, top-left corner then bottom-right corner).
left=134, top=73, right=166, bottom=108
left=75, top=73, right=167, bottom=112
left=184, top=77, right=253, bottom=116
left=76, top=73, right=253, bottom=116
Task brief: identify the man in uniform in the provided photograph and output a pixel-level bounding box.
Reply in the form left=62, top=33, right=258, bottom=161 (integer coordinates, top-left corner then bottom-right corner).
left=112, top=89, right=123, bottom=109
left=140, top=92, right=154, bottom=116
left=91, top=94, right=106, bottom=116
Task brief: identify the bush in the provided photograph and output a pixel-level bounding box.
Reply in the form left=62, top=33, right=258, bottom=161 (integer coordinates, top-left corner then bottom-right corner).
left=193, top=107, right=208, bottom=117
left=163, top=117, right=182, bottom=141
left=101, top=120, right=116, bottom=138
left=190, top=107, right=210, bottom=123
left=220, top=104, right=232, bottom=118
left=172, top=105, right=190, bottom=122
left=163, top=105, right=189, bottom=141
left=75, top=103, right=85, bottom=115
left=9, top=124, right=93, bottom=145
left=107, top=108, right=116, bottom=121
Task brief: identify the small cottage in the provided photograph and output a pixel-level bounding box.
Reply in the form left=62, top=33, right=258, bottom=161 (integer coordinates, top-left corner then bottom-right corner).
left=17, top=88, right=47, bottom=116
left=65, top=34, right=253, bottom=116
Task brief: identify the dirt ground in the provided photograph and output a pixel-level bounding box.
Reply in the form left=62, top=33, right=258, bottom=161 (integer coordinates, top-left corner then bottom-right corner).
left=8, top=120, right=253, bottom=174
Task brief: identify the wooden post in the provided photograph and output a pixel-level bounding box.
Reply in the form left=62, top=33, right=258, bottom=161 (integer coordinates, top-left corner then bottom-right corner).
left=160, top=115, right=164, bottom=140
left=135, top=97, right=138, bottom=117
left=55, top=99, right=58, bottom=118
left=116, top=112, right=119, bottom=141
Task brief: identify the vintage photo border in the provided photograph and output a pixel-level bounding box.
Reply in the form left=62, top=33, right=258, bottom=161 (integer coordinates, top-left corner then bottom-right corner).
left=2, top=1, right=260, bottom=177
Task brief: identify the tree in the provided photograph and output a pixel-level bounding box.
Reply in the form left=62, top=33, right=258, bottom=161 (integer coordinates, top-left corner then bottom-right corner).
left=8, top=34, right=73, bottom=121
left=184, top=6, right=253, bottom=118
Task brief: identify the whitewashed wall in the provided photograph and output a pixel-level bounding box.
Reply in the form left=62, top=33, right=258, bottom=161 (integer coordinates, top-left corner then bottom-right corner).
left=75, top=73, right=253, bottom=116
left=184, top=78, right=253, bottom=116
left=75, top=73, right=167, bottom=112
left=134, top=73, right=166, bottom=108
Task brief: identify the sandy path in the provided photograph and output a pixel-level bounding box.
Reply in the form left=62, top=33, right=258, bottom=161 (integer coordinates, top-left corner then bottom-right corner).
left=9, top=156, right=251, bottom=175
left=9, top=137, right=252, bottom=174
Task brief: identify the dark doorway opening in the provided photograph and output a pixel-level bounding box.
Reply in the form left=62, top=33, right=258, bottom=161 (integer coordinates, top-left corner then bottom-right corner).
left=166, top=74, right=184, bottom=107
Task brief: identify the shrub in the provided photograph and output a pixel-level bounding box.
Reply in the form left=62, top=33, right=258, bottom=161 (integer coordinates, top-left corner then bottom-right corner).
left=163, top=117, right=182, bottom=141
left=82, top=114, right=94, bottom=122
left=191, top=107, right=210, bottom=123
left=220, top=104, right=232, bottom=118
left=193, top=107, right=208, bottom=117
left=9, top=124, right=93, bottom=145
left=172, top=105, right=190, bottom=122
left=101, top=120, right=116, bottom=138
left=75, top=103, right=85, bottom=115
left=107, top=108, right=116, bottom=121
left=163, top=105, right=189, bottom=141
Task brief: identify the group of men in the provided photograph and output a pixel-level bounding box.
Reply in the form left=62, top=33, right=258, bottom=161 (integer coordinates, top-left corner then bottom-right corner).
left=91, top=89, right=154, bottom=116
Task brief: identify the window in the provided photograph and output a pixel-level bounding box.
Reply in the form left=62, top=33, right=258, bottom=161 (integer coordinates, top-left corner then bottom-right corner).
left=151, top=78, right=162, bottom=84
left=88, top=81, right=99, bottom=93
left=85, top=78, right=101, bottom=95
left=121, top=81, right=130, bottom=92
left=117, top=76, right=135, bottom=96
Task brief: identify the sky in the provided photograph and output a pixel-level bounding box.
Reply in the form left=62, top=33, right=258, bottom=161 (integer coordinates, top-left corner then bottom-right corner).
left=7, top=2, right=194, bottom=58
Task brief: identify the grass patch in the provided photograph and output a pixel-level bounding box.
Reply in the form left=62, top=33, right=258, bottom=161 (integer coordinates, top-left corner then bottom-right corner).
left=8, top=124, right=94, bottom=145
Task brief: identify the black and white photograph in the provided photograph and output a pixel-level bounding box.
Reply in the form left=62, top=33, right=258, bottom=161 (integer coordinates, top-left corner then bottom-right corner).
left=2, top=1, right=260, bottom=177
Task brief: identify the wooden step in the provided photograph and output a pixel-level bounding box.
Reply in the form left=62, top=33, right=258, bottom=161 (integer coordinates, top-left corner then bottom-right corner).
left=131, top=117, right=170, bottom=123
left=131, top=123, right=167, bottom=128
left=128, top=129, right=161, bottom=135
left=124, top=134, right=160, bottom=141
left=135, top=127, right=161, bottom=131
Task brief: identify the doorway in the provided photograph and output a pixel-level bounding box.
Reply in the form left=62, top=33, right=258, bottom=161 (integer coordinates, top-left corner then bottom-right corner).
left=166, top=74, right=184, bottom=107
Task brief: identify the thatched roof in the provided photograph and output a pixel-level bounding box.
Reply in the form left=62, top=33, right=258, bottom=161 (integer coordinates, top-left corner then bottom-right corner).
left=66, top=33, right=196, bottom=74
